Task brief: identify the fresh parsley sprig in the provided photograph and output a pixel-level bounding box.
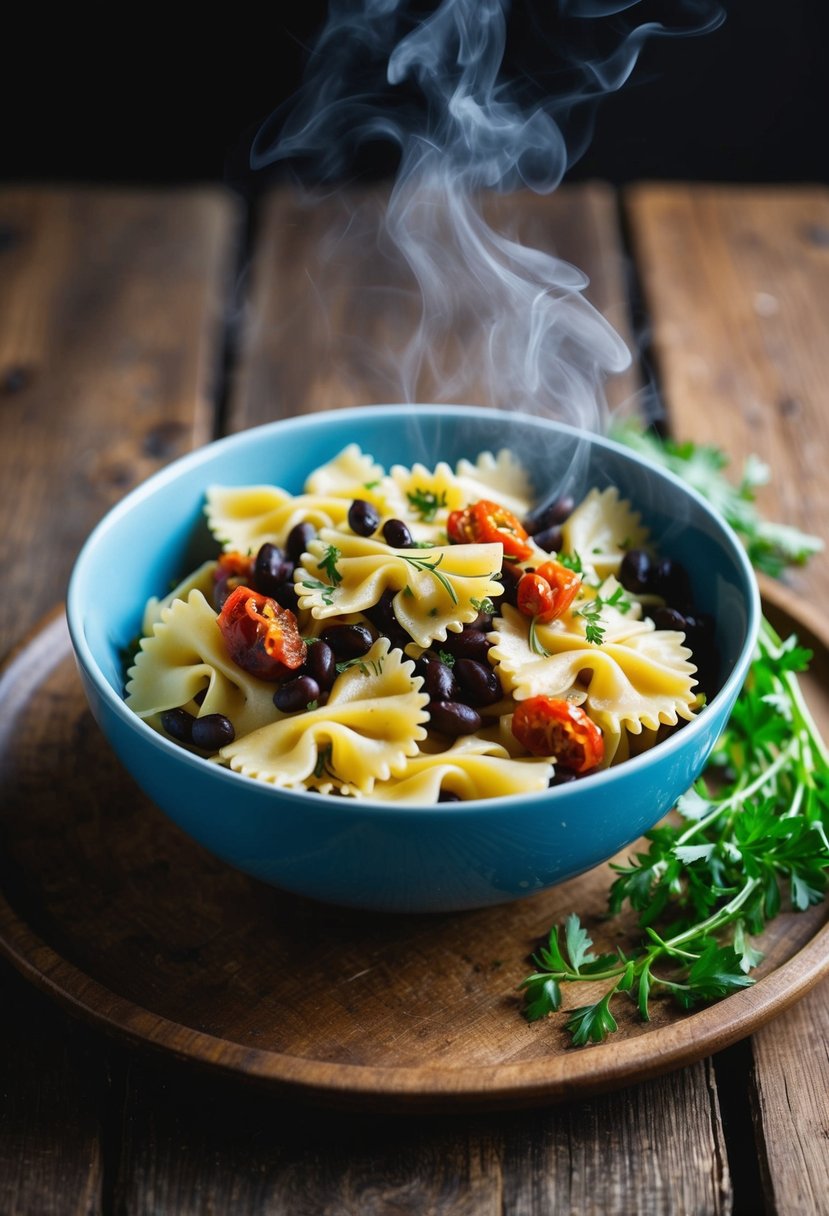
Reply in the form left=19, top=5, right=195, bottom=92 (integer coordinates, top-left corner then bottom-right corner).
left=575, top=585, right=631, bottom=645
left=521, top=428, right=828, bottom=1045
left=521, top=619, right=829, bottom=1041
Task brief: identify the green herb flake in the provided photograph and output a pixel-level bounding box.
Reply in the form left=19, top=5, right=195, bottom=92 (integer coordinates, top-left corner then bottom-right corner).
left=317, top=544, right=343, bottom=587
left=407, top=487, right=448, bottom=522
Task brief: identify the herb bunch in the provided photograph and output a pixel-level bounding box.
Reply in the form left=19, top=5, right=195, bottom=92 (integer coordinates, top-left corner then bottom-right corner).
left=520, top=429, right=828, bottom=1045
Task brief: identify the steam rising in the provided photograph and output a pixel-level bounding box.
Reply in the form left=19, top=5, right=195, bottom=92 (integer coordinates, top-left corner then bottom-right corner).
left=252, top=0, right=724, bottom=429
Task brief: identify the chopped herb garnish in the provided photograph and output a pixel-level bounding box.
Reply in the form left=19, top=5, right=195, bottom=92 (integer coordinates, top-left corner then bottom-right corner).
left=528, top=617, right=550, bottom=657
left=471, top=596, right=495, bottom=615
left=399, top=552, right=458, bottom=603
left=335, top=655, right=385, bottom=677
left=438, top=649, right=456, bottom=668
left=558, top=551, right=584, bottom=573
left=317, top=544, right=343, bottom=587
left=575, top=586, right=631, bottom=645
left=407, top=487, right=448, bottom=522
left=301, top=577, right=337, bottom=606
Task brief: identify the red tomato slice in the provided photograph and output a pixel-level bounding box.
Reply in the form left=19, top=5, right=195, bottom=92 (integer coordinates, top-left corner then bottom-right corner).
left=469, top=499, right=532, bottom=560
left=517, top=572, right=556, bottom=620
left=217, top=585, right=306, bottom=681
left=512, top=696, right=604, bottom=773
left=516, top=560, right=582, bottom=623
left=535, top=560, right=582, bottom=618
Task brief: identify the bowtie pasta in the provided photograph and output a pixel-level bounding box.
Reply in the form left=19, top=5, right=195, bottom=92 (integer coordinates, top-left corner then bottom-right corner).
left=125, top=444, right=712, bottom=803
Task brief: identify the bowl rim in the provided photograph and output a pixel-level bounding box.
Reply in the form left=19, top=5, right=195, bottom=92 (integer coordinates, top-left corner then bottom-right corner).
left=66, top=403, right=762, bottom=815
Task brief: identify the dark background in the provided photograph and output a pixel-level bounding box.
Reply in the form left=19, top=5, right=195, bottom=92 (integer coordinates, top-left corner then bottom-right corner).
left=3, top=2, right=826, bottom=196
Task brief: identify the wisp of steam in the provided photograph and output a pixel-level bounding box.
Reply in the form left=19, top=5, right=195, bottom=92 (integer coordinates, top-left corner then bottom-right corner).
left=252, top=0, right=724, bottom=431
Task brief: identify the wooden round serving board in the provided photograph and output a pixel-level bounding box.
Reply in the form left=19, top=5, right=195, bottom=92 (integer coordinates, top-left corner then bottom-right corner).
left=1, top=581, right=827, bottom=1114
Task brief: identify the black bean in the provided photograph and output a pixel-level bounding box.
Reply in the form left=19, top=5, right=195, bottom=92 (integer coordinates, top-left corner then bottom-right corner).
left=286, top=521, right=317, bottom=564
left=304, top=640, right=336, bottom=691
left=274, top=675, right=321, bottom=713
left=321, top=622, right=373, bottom=659
left=191, top=713, right=235, bottom=750
left=254, top=542, right=291, bottom=596
left=532, top=524, right=563, bottom=554
left=549, top=768, right=579, bottom=786
left=454, top=658, right=502, bottom=707
left=428, top=701, right=482, bottom=736
left=366, top=588, right=398, bottom=632
left=348, top=498, right=380, bottom=537
left=161, top=707, right=195, bottom=743
left=273, top=580, right=299, bottom=614
left=652, top=606, right=688, bottom=631
left=418, top=655, right=458, bottom=701
left=382, top=518, right=415, bottom=548
left=619, top=548, right=652, bottom=594
left=684, top=611, right=716, bottom=641
left=498, top=562, right=522, bottom=608
left=524, top=494, right=575, bottom=534
left=441, top=628, right=491, bottom=663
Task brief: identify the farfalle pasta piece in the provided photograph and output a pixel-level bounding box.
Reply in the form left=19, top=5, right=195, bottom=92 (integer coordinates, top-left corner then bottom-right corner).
left=489, top=602, right=697, bottom=765
left=454, top=448, right=534, bottom=518
left=389, top=460, right=468, bottom=536
left=303, top=443, right=386, bottom=497
left=217, top=639, right=429, bottom=794
left=126, top=590, right=278, bottom=742
left=371, top=735, right=553, bottom=802
left=560, top=486, right=649, bottom=579
left=205, top=484, right=351, bottom=553
left=141, top=560, right=217, bottom=635
left=295, top=529, right=504, bottom=649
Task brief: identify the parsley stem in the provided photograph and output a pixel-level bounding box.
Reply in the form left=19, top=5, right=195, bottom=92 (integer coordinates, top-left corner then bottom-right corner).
left=676, top=736, right=801, bottom=846
left=661, top=877, right=761, bottom=952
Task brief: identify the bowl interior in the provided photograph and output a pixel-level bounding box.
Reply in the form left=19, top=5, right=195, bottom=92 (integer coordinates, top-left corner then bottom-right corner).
left=70, top=405, right=757, bottom=720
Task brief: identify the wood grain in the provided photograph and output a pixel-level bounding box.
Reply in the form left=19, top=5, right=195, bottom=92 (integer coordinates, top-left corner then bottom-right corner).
left=0, top=185, right=241, bottom=659
left=228, top=183, right=638, bottom=430
left=625, top=181, right=829, bottom=1216
left=112, top=1056, right=728, bottom=1215
left=0, top=184, right=240, bottom=1216
left=1, top=587, right=827, bottom=1116
left=624, top=183, right=829, bottom=610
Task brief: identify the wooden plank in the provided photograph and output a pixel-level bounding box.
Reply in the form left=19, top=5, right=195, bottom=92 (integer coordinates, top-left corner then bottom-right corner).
left=0, top=961, right=106, bottom=1216
left=0, top=184, right=241, bottom=1215
left=227, top=183, right=638, bottom=430
left=0, top=184, right=241, bottom=659
left=624, top=182, right=829, bottom=608
left=113, top=1057, right=729, bottom=1216
left=751, top=985, right=829, bottom=1216
left=625, top=182, right=829, bottom=1216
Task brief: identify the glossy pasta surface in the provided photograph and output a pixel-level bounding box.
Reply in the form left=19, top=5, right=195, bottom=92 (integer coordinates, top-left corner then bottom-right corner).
left=125, top=444, right=701, bottom=803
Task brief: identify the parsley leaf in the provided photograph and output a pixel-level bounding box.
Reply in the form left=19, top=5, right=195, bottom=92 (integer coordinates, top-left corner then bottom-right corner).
left=518, top=430, right=829, bottom=1046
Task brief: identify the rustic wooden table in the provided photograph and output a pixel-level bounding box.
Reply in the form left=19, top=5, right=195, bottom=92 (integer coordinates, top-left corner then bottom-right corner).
left=1, top=180, right=827, bottom=1214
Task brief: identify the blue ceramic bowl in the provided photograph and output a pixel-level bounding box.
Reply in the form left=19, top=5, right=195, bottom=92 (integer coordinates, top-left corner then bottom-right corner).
left=66, top=405, right=760, bottom=913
